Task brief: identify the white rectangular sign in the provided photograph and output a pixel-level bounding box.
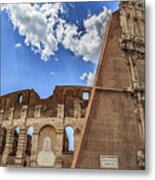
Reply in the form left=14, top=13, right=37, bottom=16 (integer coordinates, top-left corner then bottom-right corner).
left=100, top=155, right=119, bottom=169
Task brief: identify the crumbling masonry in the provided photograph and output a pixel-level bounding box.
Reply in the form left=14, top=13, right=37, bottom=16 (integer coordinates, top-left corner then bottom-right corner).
left=0, top=1, right=145, bottom=169
left=0, top=86, right=91, bottom=167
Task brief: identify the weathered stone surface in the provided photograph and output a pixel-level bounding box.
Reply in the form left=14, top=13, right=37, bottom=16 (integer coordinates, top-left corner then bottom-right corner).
left=0, top=1, right=145, bottom=169
left=0, top=86, right=91, bottom=167
left=72, top=1, right=145, bottom=170
left=100, top=155, right=119, bottom=169
left=37, top=136, right=56, bottom=167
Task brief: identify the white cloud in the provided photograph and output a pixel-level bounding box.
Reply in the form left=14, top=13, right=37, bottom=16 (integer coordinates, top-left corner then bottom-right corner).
left=15, top=43, right=21, bottom=48
left=1, top=4, right=6, bottom=11
left=50, top=71, right=55, bottom=76
left=80, top=71, right=96, bottom=86
left=2, top=3, right=63, bottom=61
left=55, top=57, right=59, bottom=61
left=56, top=6, right=112, bottom=63
left=2, top=3, right=111, bottom=63
left=80, top=72, right=87, bottom=80
left=87, top=72, right=96, bottom=86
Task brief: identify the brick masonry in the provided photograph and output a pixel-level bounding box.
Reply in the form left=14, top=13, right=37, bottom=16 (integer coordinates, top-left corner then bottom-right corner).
left=72, top=1, right=145, bottom=170
left=0, top=86, right=91, bottom=167
left=0, top=1, right=145, bottom=169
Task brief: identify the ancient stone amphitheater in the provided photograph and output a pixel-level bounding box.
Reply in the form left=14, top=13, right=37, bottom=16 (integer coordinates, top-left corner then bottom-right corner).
left=0, top=1, right=145, bottom=169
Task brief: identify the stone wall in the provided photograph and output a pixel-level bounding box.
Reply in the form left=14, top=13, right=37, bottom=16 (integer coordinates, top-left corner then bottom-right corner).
left=0, top=86, right=91, bottom=168
left=72, top=1, right=145, bottom=170
left=0, top=1, right=145, bottom=170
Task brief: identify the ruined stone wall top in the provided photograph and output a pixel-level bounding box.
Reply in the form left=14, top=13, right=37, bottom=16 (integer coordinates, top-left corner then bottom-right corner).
left=0, top=89, right=41, bottom=110
left=0, top=86, right=91, bottom=119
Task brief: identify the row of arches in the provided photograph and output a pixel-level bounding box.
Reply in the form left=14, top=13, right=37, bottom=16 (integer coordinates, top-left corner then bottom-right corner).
left=0, top=125, right=75, bottom=159
left=0, top=127, right=33, bottom=157
left=38, top=125, right=75, bottom=153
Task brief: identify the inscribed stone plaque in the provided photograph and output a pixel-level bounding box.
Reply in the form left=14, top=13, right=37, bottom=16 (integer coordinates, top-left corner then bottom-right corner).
left=100, top=155, right=119, bottom=169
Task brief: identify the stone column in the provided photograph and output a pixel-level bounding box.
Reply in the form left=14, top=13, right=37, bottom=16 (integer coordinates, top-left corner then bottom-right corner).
left=74, top=103, right=81, bottom=119
left=1, top=127, right=14, bottom=166
left=30, top=127, right=39, bottom=167
left=0, top=110, right=4, bottom=122
left=9, top=108, right=14, bottom=120
left=21, top=105, right=28, bottom=119
left=120, top=8, right=130, bottom=35
left=55, top=129, right=63, bottom=168
left=0, top=110, right=4, bottom=153
left=34, top=105, right=42, bottom=118
left=128, top=57, right=140, bottom=92
left=137, top=92, right=145, bottom=149
left=15, top=127, right=27, bottom=167
left=57, top=104, right=64, bottom=120
left=0, top=128, right=6, bottom=155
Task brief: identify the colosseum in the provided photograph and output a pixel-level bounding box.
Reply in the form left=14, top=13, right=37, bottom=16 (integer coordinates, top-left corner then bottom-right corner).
left=0, top=86, right=91, bottom=168
left=0, top=1, right=145, bottom=169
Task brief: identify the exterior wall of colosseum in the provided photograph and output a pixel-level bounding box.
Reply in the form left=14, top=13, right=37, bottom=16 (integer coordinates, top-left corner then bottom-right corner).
left=0, top=86, right=91, bottom=168
left=72, top=1, right=145, bottom=170
left=0, top=1, right=145, bottom=170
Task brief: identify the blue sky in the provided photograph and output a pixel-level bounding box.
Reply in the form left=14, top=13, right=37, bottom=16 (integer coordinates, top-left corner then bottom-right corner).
left=0, top=2, right=120, bottom=98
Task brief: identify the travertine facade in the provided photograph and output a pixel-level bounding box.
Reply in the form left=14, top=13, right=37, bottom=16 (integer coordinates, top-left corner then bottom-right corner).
left=0, top=86, right=91, bottom=167
left=72, top=1, right=145, bottom=170
left=0, top=1, right=145, bottom=169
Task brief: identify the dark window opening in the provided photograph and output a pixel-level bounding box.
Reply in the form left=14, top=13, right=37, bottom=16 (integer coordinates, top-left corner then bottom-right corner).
left=24, top=161, right=27, bottom=167
left=18, top=94, right=23, bottom=103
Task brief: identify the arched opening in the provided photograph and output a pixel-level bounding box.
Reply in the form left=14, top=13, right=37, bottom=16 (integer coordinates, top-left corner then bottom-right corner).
left=10, top=127, right=20, bottom=156
left=63, top=126, right=74, bottom=152
left=25, top=127, right=33, bottom=156
left=37, top=125, right=56, bottom=167
left=38, top=125, right=56, bottom=152
left=0, top=128, right=6, bottom=155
